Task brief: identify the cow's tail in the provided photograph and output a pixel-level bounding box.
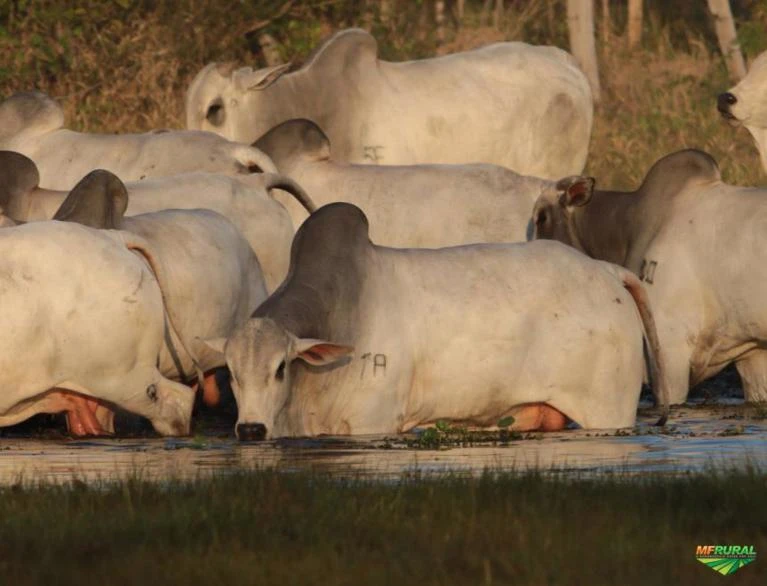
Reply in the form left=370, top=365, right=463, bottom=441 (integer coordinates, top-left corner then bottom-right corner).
left=617, top=267, right=670, bottom=426
left=262, top=173, right=317, bottom=214
left=119, top=232, right=204, bottom=389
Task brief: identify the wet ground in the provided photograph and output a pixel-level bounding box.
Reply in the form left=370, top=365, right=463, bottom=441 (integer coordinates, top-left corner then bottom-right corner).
left=0, top=399, right=765, bottom=485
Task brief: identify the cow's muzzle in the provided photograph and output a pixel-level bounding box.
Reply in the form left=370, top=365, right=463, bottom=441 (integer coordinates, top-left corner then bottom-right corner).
left=236, top=422, right=267, bottom=441
left=717, top=92, right=738, bottom=119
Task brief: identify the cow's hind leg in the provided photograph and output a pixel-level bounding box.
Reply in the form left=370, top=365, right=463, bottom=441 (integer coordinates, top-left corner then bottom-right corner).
left=736, top=350, right=767, bottom=402
left=507, top=403, right=568, bottom=432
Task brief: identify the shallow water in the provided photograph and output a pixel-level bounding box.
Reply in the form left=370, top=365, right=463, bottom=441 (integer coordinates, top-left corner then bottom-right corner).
left=0, top=401, right=765, bottom=484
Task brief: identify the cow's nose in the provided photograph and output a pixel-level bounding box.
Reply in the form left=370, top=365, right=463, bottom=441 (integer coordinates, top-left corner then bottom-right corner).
left=717, top=92, right=737, bottom=115
left=236, top=422, right=267, bottom=441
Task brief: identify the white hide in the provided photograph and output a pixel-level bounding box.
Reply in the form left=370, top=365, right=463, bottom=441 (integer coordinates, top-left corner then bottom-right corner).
left=258, top=123, right=552, bottom=244
left=0, top=91, right=277, bottom=189
left=9, top=173, right=300, bottom=292
left=721, top=51, right=767, bottom=172
left=222, top=240, right=651, bottom=438
left=185, top=30, right=593, bottom=179
left=0, top=221, right=195, bottom=435
left=120, top=209, right=268, bottom=380
left=619, top=182, right=767, bottom=403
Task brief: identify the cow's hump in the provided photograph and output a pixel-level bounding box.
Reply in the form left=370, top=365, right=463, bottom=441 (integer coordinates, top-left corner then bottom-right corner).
left=301, top=28, right=378, bottom=72
left=53, top=169, right=129, bottom=229
left=0, top=151, right=39, bottom=208
left=639, top=149, right=721, bottom=199
left=0, top=91, right=65, bottom=141
left=290, top=202, right=370, bottom=267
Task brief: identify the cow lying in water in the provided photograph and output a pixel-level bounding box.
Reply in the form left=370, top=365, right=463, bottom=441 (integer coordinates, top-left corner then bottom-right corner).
left=254, top=119, right=552, bottom=244
left=0, top=171, right=268, bottom=435
left=533, top=149, right=767, bottom=404
left=0, top=151, right=315, bottom=291
left=204, top=203, right=668, bottom=440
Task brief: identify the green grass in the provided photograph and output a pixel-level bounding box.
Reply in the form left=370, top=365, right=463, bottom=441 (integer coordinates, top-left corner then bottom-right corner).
left=0, top=469, right=765, bottom=585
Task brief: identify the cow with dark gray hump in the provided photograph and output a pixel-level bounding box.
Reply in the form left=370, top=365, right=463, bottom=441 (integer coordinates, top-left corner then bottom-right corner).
left=533, top=148, right=767, bottom=404
left=204, top=202, right=669, bottom=440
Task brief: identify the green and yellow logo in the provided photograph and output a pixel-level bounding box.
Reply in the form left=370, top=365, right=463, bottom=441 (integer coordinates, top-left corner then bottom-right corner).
left=696, top=545, right=756, bottom=575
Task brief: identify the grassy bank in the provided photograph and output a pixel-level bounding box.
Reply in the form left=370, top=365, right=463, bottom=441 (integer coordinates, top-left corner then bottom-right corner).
left=1, top=1, right=766, bottom=189
left=1, top=469, right=765, bottom=585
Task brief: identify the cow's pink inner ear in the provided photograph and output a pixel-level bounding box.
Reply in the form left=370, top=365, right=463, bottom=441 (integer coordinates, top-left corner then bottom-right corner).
left=297, top=343, right=354, bottom=366
left=565, top=178, right=594, bottom=207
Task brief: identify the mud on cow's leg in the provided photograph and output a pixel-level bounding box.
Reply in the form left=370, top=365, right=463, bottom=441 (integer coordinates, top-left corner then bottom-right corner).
left=192, top=369, right=222, bottom=407
left=508, top=403, right=568, bottom=432
left=736, top=350, right=767, bottom=402
left=59, top=392, right=109, bottom=437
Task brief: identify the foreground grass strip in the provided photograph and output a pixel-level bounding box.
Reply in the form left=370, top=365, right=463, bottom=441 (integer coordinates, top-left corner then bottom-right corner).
left=0, top=469, right=765, bottom=585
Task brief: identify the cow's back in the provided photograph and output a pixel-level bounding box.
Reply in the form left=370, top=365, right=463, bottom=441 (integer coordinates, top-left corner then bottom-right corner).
left=0, top=222, right=164, bottom=411
left=365, top=42, right=592, bottom=175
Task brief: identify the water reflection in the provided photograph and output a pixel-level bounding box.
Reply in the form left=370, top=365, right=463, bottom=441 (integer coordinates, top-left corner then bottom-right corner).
left=0, top=402, right=765, bottom=484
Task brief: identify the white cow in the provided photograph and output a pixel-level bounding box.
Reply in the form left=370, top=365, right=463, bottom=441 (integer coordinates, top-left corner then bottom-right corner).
left=718, top=51, right=767, bottom=172
left=186, top=29, right=593, bottom=179
left=204, top=203, right=668, bottom=440
left=0, top=222, right=197, bottom=436
left=0, top=91, right=277, bottom=189
left=533, top=149, right=767, bottom=404
left=255, top=119, right=552, bottom=244
left=0, top=174, right=269, bottom=435
left=0, top=151, right=315, bottom=291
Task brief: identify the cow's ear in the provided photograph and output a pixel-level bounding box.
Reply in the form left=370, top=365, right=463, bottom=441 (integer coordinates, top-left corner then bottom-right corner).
left=234, top=63, right=291, bottom=92
left=294, top=338, right=354, bottom=366
left=556, top=176, right=595, bottom=209
left=199, top=337, right=227, bottom=361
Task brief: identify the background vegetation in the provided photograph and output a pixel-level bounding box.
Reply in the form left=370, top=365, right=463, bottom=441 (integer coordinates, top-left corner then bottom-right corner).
left=1, top=0, right=766, bottom=188
left=1, top=468, right=766, bottom=585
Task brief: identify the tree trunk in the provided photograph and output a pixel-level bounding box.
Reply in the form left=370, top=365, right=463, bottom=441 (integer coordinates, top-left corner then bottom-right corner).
left=567, top=0, right=601, bottom=102
left=380, top=0, right=391, bottom=25
left=600, top=0, right=610, bottom=44
left=258, top=33, right=283, bottom=67
left=456, top=0, right=465, bottom=24
left=435, top=0, right=446, bottom=44
left=627, top=0, right=642, bottom=49
left=707, top=0, right=747, bottom=81
left=493, top=0, right=504, bottom=29
left=480, top=0, right=492, bottom=27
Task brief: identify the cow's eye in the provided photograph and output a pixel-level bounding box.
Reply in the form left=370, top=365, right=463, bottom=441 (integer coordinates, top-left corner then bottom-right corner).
left=275, top=360, right=286, bottom=381
left=206, top=100, right=225, bottom=126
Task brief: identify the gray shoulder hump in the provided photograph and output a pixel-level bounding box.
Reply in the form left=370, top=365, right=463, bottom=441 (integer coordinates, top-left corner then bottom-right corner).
left=0, top=151, right=40, bottom=211
left=254, top=119, right=331, bottom=169
left=53, top=170, right=129, bottom=229
left=639, top=149, right=721, bottom=198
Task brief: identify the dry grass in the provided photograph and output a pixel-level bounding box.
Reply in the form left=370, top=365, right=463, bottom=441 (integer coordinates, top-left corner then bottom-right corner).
left=0, top=0, right=764, bottom=188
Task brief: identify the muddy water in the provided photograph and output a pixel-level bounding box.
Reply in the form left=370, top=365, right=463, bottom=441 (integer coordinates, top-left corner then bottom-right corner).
left=0, top=402, right=765, bottom=484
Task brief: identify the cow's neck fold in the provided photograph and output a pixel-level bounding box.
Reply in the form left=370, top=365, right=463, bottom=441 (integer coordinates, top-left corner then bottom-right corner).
left=571, top=190, right=639, bottom=267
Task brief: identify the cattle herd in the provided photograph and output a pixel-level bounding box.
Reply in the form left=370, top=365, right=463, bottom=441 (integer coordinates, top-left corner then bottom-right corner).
left=0, top=28, right=765, bottom=441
